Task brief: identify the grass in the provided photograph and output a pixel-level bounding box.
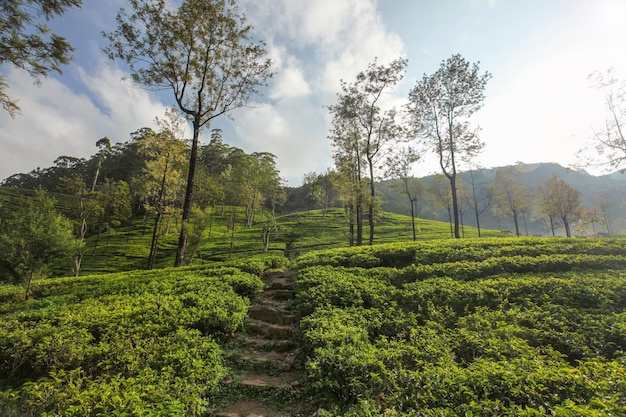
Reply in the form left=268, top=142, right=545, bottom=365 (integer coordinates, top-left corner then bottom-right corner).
left=66, top=207, right=506, bottom=276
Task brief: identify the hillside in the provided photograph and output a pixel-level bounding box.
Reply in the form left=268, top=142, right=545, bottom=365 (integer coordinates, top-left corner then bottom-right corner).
left=0, top=237, right=625, bottom=416
left=378, top=162, right=626, bottom=236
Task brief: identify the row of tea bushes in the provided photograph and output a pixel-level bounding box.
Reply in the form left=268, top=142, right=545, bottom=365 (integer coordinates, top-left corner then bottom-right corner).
left=294, top=237, right=626, bottom=269
left=0, top=262, right=268, bottom=416
left=296, top=238, right=626, bottom=415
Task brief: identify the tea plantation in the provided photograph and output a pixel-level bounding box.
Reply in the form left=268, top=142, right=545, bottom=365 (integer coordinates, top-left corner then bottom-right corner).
left=295, top=238, right=626, bottom=416
left=0, top=236, right=625, bottom=416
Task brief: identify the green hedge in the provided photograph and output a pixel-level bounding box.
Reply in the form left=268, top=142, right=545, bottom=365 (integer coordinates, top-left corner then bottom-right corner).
left=295, top=238, right=626, bottom=415
left=0, top=266, right=264, bottom=416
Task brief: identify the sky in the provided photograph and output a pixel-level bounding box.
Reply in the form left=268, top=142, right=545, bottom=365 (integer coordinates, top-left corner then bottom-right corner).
left=1, top=0, right=625, bottom=186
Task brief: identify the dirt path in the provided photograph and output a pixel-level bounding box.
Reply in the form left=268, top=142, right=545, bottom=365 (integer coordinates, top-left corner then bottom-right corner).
left=211, top=270, right=310, bottom=417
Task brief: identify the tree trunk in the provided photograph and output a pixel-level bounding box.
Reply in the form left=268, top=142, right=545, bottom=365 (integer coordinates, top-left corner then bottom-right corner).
left=368, top=166, right=375, bottom=246
left=450, top=175, right=460, bottom=238
left=175, top=117, right=201, bottom=266
left=25, top=271, right=34, bottom=301
left=563, top=216, right=571, bottom=237
left=512, top=210, right=521, bottom=237
left=410, top=199, right=417, bottom=241
left=474, top=208, right=481, bottom=238
left=148, top=211, right=163, bottom=269
left=356, top=199, right=363, bottom=246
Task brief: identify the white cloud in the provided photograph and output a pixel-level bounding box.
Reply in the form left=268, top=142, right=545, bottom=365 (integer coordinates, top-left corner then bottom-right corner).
left=234, top=0, right=406, bottom=185
left=0, top=64, right=171, bottom=181
left=269, top=57, right=311, bottom=101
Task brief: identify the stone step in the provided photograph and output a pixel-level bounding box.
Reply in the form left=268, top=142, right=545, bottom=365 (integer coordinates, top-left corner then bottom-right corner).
left=245, top=319, right=295, bottom=339
left=236, top=371, right=302, bottom=389
left=262, top=289, right=295, bottom=301
left=264, top=276, right=293, bottom=291
left=230, top=350, right=296, bottom=372
left=241, top=337, right=297, bottom=352
left=248, top=305, right=297, bottom=326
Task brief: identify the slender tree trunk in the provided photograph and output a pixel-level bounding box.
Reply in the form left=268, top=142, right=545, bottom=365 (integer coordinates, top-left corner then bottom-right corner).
left=563, top=216, right=571, bottom=237
left=74, top=207, right=87, bottom=277
left=474, top=208, right=481, bottom=237
left=175, top=116, right=201, bottom=266
left=449, top=175, right=460, bottom=238
left=512, top=210, right=521, bottom=237
left=25, top=271, right=34, bottom=301
left=549, top=215, right=556, bottom=237
left=356, top=200, right=363, bottom=246
left=148, top=211, right=163, bottom=269
left=459, top=208, right=465, bottom=238
left=368, top=169, right=375, bottom=245
left=410, top=199, right=417, bottom=241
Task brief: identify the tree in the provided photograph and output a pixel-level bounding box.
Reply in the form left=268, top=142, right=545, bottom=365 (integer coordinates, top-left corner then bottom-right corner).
left=91, top=137, right=112, bottom=192
left=57, top=175, right=103, bottom=276
left=385, top=146, right=422, bottom=241
left=428, top=174, right=454, bottom=237
left=578, top=69, right=626, bottom=172
left=542, top=175, right=581, bottom=237
left=491, top=166, right=532, bottom=236
left=1, top=0, right=82, bottom=117
left=93, top=179, right=133, bottom=255
left=104, top=0, right=273, bottom=266
left=0, top=189, right=75, bottom=299
left=329, top=118, right=366, bottom=246
left=463, top=166, right=492, bottom=237
left=328, top=57, right=408, bottom=245
left=136, top=128, right=186, bottom=269
left=407, top=54, right=491, bottom=238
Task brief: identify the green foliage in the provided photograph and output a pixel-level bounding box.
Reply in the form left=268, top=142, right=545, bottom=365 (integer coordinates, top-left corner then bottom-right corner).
left=0, top=189, right=75, bottom=287
left=0, top=265, right=263, bottom=415
left=296, top=237, right=626, bottom=415
left=0, top=0, right=82, bottom=117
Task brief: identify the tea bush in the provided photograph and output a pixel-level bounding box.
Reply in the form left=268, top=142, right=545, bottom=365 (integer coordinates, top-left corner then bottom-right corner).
left=296, top=237, right=626, bottom=415
left=0, top=266, right=263, bottom=416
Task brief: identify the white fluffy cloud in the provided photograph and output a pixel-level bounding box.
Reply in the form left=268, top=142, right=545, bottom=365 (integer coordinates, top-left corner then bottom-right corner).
left=234, top=0, right=406, bottom=185
left=0, top=64, right=170, bottom=180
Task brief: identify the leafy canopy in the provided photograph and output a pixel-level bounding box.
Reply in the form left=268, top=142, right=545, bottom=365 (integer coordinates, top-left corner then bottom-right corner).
left=0, top=0, right=82, bottom=117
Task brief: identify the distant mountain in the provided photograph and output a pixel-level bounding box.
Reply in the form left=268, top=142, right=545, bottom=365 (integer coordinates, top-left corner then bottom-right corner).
left=378, top=162, right=626, bottom=236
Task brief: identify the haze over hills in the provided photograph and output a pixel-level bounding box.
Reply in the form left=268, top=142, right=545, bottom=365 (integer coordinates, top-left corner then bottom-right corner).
left=377, top=162, right=626, bottom=237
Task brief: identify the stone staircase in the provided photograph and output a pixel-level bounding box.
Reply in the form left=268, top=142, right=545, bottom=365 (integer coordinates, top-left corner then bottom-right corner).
left=211, top=270, right=309, bottom=417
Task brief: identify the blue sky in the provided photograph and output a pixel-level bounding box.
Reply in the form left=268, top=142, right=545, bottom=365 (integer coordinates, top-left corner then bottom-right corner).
left=1, top=0, right=625, bottom=186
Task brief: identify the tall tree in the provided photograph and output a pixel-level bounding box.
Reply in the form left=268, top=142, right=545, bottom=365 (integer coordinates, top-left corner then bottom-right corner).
left=491, top=166, right=532, bottom=236
left=1, top=0, right=82, bottom=117
left=542, top=174, right=581, bottom=237
left=104, top=0, right=273, bottom=266
left=57, top=175, right=103, bottom=276
left=385, top=146, right=422, bottom=241
left=137, top=128, right=186, bottom=269
left=463, top=166, right=492, bottom=237
left=329, top=118, right=365, bottom=246
left=407, top=54, right=491, bottom=238
left=91, top=137, right=111, bottom=192
left=328, top=57, right=408, bottom=245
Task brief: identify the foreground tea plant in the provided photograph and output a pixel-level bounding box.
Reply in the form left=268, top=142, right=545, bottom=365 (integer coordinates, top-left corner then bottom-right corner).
left=296, top=238, right=626, bottom=416
left=0, top=263, right=266, bottom=416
